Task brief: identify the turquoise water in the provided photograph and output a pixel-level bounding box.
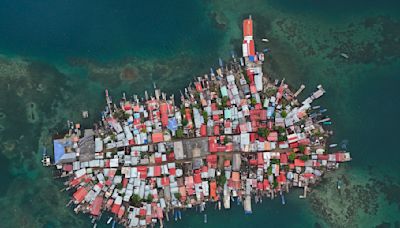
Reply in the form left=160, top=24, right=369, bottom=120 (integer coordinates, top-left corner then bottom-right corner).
left=0, top=0, right=399, bottom=227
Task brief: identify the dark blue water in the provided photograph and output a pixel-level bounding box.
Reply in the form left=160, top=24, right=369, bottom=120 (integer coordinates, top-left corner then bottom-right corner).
left=0, top=0, right=220, bottom=61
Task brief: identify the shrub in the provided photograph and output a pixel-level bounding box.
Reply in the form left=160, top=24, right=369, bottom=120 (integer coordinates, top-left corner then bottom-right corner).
left=176, top=128, right=184, bottom=138
left=288, top=152, right=296, bottom=161
left=130, top=194, right=141, bottom=207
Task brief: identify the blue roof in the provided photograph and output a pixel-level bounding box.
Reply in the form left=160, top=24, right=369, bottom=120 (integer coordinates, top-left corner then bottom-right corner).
left=53, top=139, right=66, bottom=164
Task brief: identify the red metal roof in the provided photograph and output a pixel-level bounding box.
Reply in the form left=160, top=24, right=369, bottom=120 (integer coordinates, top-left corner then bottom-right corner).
left=152, top=132, right=164, bottom=143
left=248, top=39, right=256, bottom=56
left=154, top=166, right=161, bottom=177
left=243, top=18, right=253, bottom=37
left=73, top=187, right=88, bottom=203
left=280, top=153, right=288, bottom=164
left=200, top=124, right=207, bottom=137
left=294, top=159, right=305, bottom=167
left=194, top=173, right=202, bottom=184
left=90, top=196, right=103, bottom=216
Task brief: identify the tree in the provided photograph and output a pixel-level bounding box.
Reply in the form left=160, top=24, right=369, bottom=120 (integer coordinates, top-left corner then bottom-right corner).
left=146, top=194, right=153, bottom=203
left=288, top=152, right=296, bottom=161
left=281, top=110, right=287, bottom=118
left=277, top=126, right=286, bottom=134
left=273, top=179, right=278, bottom=189
left=174, top=192, right=181, bottom=201
left=250, top=97, right=257, bottom=106
left=223, top=137, right=229, bottom=145
left=176, top=128, right=184, bottom=138
left=300, top=155, right=309, bottom=161
left=116, top=183, right=123, bottom=190
left=298, top=145, right=306, bottom=153
left=278, top=135, right=287, bottom=142
left=257, top=128, right=269, bottom=138
left=202, top=111, right=208, bottom=121
left=181, top=118, right=188, bottom=126
left=130, top=194, right=142, bottom=207
left=221, top=96, right=229, bottom=107
left=267, top=166, right=273, bottom=175
left=216, top=173, right=227, bottom=186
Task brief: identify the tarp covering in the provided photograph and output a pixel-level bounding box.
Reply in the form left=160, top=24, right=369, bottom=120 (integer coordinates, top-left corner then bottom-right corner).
left=53, top=139, right=66, bottom=164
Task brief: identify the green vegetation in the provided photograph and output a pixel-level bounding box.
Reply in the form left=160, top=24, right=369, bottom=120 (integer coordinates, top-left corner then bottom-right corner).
left=174, top=192, right=181, bottom=201
left=314, top=130, right=323, bottom=137
left=202, top=111, right=208, bottom=121
left=278, top=135, right=287, bottom=142
left=110, top=134, right=116, bottom=141
left=257, top=128, right=269, bottom=138
left=288, top=152, right=296, bottom=161
left=300, top=155, right=309, bottom=161
left=130, top=194, right=142, bottom=207
left=146, top=194, right=153, bottom=203
left=271, top=159, right=280, bottom=165
left=180, top=107, right=186, bottom=116
left=181, top=118, right=188, bottom=126
left=116, top=183, right=123, bottom=190
left=116, top=169, right=122, bottom=175
left=281, top=110, right=287, bottom=118
left=250, top=97, right=257, bottom=106
left=223, top=137, right=229, bottom=145
left=281, top=98, right=289, bottom=108
left=276, top=126, right=286, bottom=134
left=244, top=75, right=250, bottom=84
left=176, top=128, right=184, bottom=138
left=267, top=166, right=273, bottom=175
left=266, top=88, right=277, bottom=97
left=273, top=179, right=278, bottom=189
left=221, top=96, right=229, bottom=108
left=113, top=109, right=125, bottom=120
left=191, top=103, right=201, bottom=109
left=216, top=173, right=227, bottom=186
left=298, top=145, right=306, bottom=153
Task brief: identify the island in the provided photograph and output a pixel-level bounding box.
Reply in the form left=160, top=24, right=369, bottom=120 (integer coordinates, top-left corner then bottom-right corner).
left=46, top=16, right=351, bottom=228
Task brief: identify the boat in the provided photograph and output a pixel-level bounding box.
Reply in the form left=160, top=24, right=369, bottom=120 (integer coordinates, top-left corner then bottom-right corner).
left=218, top=201, right=221, bottom=210
left=262, top=38, right=269, bottom=42
left=280, top=190, right=286, bottom=205
left=337, top=180, right=342, bottom=190
left=93, top=223, right=97, bottom=228
left=340, top=53, right=349, bottom=59
left=329, top=144, right=337, bottom=148
left=178, top=210, right=182, bottom=220
left=107, top=217, right=113, bottom=224
left=219, top=58, right=223, bottom=67
left=323, top=121, right=332, bottom=125
left=204, top=214, right=207, bottom=223
left=263, top=48, right=270, bottom=53
left=312, top=105, right=320, bottom=110
left=319, top=108, right=327, bottom=113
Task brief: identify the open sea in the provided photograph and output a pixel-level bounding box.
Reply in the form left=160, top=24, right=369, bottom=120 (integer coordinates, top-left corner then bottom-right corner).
left=0, top=0, right=399, bottom=227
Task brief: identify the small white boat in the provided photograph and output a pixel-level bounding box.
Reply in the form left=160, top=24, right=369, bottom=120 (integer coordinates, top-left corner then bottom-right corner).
left=107, top=217, right=113, bottom=224
left=262, top=38, right=269, bottom=42
left=340, top=53, right=349, bottom=59
left=329, top=144, right=338, bottom=148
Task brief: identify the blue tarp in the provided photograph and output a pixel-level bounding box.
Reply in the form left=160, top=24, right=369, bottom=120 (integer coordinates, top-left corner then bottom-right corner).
left=249, top=55, right=255, bottom=62
left=267, top=106, right=275, bottom=118
left=167, top=118, right=178, bottom=132
left=53, top=139, right=66, bottom=164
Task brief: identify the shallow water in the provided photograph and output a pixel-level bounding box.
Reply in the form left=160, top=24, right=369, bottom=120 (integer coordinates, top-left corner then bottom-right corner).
left=0, top=0, right=399, bottom=227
